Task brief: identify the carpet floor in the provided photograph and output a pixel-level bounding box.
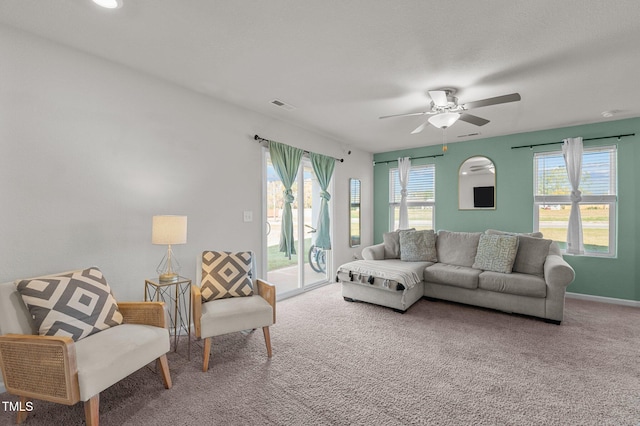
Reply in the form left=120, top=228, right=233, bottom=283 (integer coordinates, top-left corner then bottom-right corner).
left=1, top=283, right=639, bottom=425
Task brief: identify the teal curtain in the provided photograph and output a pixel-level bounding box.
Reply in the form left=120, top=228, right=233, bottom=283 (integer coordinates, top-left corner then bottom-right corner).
left=310, top=152, right=335, bottom=249
left=269, top=141, right=304, bottom=259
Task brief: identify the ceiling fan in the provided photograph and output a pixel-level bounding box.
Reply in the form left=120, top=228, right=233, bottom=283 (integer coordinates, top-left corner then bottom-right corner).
left=469, top=162, right=495, bottom=174
left=379, top=88, right=521, bottom=134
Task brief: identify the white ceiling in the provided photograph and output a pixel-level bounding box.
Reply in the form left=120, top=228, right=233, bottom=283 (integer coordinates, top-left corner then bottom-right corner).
left=2, top=0, right=639, bottom=153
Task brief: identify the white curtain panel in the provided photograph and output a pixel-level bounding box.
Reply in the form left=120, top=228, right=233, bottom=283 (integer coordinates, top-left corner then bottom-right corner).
left=398, top=157, right=411, bottom=229
left=562, top=137, right=585, bottom=254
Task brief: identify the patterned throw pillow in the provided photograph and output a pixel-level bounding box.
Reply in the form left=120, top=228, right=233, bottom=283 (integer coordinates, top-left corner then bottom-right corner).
left=382, top=228, right=415, bottom=259
left=15, top=267, right=123, bottom=341
left=472, top=234, right=519, bottom=274
left=399, top=230, right=437, bottom=262
left=201, top=251, right=254, bottom=301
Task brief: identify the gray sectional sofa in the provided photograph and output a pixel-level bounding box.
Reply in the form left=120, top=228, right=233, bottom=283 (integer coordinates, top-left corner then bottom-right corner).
left=337, top=229, right=575, bottom=324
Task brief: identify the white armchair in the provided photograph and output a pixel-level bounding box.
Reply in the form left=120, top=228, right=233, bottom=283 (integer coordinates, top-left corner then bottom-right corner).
left=0, top=271, right=172, bottom=426
left=191, top=251, right=276, bottom=371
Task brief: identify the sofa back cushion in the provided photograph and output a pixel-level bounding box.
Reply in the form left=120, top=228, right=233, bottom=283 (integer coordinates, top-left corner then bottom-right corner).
left=485, top=229, right=544, bottom=238
left=436, top=231, right=482, bottom=267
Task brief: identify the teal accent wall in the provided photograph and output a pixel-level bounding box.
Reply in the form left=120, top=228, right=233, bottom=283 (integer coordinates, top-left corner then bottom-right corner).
left=373, top=117, right=639, bottom=301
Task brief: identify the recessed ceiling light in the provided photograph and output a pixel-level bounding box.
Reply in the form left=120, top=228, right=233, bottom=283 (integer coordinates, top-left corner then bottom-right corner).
left=601, top=110, right=620, bottom=118
left=92, top=0, right=122, bottom=9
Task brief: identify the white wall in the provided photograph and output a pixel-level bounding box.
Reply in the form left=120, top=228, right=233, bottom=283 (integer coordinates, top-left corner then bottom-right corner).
left=0, top=25, right=373, bottom=303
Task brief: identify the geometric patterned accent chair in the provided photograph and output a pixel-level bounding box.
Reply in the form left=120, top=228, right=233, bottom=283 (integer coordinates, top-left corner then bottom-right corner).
left=192, top=251, right=276, bottom=372
left=0, top=269, right=172, bottom=426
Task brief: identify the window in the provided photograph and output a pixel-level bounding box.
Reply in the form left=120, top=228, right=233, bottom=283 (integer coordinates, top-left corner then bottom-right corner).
left=389, top=164, right=435, bottom=230
left=534, top=145, right=617, bottom=256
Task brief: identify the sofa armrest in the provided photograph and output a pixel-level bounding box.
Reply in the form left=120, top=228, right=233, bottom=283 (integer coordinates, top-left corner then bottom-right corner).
left=544, top=254, right=575, bottom=288
left=118, top=302, right=166, bottom=328
left=0, top=334, right=80, bottom=405
left=362, top=243, right=385, bottom=260
left=257, top=279, right=276, bottom=324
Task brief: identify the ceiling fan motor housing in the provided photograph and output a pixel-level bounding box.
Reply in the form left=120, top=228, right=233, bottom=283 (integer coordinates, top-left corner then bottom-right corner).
left=430, top=88, right=464, bottom=113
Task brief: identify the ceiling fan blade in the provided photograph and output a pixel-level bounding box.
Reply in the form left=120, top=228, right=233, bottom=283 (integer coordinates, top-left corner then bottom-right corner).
left=459, top=113, right=490, bottom=126
left=463, top=93, right=521, bottom=110
left=470, top=165, right=491, bottom=170
left=379, top=111, right=428, bottom=119
left=411, top=121, right=429, bottom=134
left=428, top=90, right=449, bottom=107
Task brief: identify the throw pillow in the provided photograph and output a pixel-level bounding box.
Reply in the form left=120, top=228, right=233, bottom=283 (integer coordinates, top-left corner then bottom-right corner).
left=382, top=228, right=415, bottom=259
left=399, top=230, right=437, bottom=262
left=472, top=234, right=519, bottom=274
left=382, top=231, right=401, bottom=259
left=512, top=235, right=552, bottom=276
left=15, top=267, right=123, bottom=342
left=201, top=251, right=254, bottom=301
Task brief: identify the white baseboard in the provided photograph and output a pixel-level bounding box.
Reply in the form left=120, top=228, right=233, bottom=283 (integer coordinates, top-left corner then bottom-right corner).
left=566, top=292, right=640, bottom=307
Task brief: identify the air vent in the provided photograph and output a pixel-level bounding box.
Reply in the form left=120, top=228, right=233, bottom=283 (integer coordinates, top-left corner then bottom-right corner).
left=270, top=99, right=297, bottom=111
left=458, top=132, right=480, bottom=138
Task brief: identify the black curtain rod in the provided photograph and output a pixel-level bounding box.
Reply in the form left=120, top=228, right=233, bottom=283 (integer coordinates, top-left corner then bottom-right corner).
left=373, top=153, right=444, bottom=166
left=511, top=133, right=635, bottom=150
left=254, top=134, right=344, bottom=162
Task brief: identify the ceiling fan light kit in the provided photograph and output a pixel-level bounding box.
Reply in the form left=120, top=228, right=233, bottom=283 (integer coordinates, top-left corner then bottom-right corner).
left=92, top=0, right=122, bottom=9
left=428, top=112, right=460, bottom=129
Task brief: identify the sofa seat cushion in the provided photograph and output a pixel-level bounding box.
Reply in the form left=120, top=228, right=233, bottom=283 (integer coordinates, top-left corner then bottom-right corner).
left=201, top=295, right=273, bottom=338
left=75, top=323, right=169, bottom=401
left=478, top=271, right=547, bottom=298
left=436, top=231, right=482, bottom=267
left=424, top=263, right=482, bottom=289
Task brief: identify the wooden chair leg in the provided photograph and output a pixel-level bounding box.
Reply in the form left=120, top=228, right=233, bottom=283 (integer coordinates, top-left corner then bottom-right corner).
left=158, top=354, right=172, bottom=389
left=203, top=337, right=211, bottom=372
left=84, top=394, right=99, bottom=426
left=16, top=396, right=29, bottom=424
left=262, top=326, right=272, bottom=358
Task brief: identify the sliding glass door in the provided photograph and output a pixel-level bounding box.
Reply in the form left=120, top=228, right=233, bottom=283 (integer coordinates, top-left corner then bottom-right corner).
left=264, top=151, right=331, bottom=297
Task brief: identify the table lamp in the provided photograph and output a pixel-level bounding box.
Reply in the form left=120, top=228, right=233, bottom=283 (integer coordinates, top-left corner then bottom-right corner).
left=152, top=215, right=187, bottom=282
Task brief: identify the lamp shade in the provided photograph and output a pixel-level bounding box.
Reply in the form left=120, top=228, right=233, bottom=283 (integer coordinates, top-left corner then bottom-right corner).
left=428, top=112, right=460, bottom=129
left=152, top=215, right=187, bottom=245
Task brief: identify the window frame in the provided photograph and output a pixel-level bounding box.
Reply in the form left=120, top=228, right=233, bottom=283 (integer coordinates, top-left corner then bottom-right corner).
left=388, top=163, right=436, bottom=231
left=533, top=145, right=617, bottom=257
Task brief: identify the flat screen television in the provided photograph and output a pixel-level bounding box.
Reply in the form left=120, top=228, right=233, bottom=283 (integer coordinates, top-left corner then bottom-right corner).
left=473, top=186, right=495, bottom=208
